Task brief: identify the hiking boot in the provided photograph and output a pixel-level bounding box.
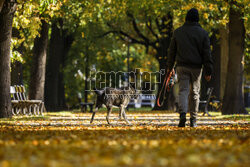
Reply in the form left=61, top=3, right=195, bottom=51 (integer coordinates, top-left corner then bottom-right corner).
left=178, top=113, right=186, bottom=127
left=190, top=118, right=197, bottom=127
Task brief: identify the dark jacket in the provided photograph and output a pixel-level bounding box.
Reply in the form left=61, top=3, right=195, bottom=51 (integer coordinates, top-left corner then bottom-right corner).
left=167, top=22, right=213, bottom=75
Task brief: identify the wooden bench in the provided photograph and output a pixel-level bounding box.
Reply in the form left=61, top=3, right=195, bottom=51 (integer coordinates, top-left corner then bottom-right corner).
left=10, top=85, right=46, bottom=115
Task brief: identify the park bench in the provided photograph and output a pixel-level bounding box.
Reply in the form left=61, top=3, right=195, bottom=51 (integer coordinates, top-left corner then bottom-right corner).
left=10, top=85, right=46, bottom=115
left=10, top=86, right=20, bottom=115
left=199, top=87, right=214, bottom=116
left=128, top=94, right=155, bottom=108
left=174, top=87, right=218, bottom=115
left=77, top=93, right=94, bottom=112
left=80, top=102, right=94, bottom=112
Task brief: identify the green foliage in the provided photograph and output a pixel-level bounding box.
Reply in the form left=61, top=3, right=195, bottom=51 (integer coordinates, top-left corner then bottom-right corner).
left=12, top=0, right=61, bottom=63
left=11, top=0, right=250, bottom=106
left=63, top=20, right=159, bottom=105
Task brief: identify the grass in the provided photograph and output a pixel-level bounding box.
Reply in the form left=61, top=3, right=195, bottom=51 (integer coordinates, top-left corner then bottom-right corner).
left=0, top=108, right=248, bottom=122
left=219, top=115, right=250, bottom=121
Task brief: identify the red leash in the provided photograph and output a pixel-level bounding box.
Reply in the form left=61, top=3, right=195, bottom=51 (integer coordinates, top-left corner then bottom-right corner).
left=157, top=69, right=175, bottom=107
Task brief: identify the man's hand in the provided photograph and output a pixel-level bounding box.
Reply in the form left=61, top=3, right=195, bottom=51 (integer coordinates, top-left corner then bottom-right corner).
left=205, top=75, right=211, bottom=82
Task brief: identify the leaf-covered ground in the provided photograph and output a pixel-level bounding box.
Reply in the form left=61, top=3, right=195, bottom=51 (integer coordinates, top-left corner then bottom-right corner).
left=0, top=110, right=249, bottom=167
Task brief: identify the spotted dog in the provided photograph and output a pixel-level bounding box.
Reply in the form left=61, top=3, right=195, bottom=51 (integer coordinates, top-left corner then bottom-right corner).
left=90, top=84, right=138, bottom=125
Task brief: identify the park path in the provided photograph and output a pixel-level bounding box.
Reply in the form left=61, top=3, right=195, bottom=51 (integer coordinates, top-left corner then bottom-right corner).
left=11, top=112, right=249, bottom=127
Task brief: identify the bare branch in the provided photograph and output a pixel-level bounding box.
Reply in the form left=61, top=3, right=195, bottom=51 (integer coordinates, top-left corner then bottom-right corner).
left=101, top=17, right=159, bottom=49
left=127, top=13, right=150, bottom=44
left=146, top=18, right=159, bottom=41
left=155, top=18, right=162, bottom=34
left=98, top=29, right=147, bottom=46
left=119, top=30, right=148, bottom=45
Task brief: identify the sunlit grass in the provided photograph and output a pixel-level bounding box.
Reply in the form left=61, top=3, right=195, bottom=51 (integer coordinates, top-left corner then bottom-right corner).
left=0, top=109, right=248, bottom=122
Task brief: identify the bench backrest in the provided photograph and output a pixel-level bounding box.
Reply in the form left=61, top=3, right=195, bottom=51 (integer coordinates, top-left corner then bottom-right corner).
left=206, top=87, right=213, bottom=101
left=13, top=85, right=28, bottom=101
left=10, top=86, right=18, bottom=100
left=204, top=87, right=214, bottom=108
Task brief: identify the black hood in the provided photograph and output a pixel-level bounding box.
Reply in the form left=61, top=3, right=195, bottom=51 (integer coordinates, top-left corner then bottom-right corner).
left=185, top=8, right=199, bottom=22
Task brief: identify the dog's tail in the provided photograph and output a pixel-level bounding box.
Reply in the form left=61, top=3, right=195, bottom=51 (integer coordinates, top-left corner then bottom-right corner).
left=93, top=88, right=103, bottom=96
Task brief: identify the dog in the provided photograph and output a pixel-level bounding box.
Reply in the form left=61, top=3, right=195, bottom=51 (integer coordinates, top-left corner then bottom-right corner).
left=90, top=83, right=138, bottom=125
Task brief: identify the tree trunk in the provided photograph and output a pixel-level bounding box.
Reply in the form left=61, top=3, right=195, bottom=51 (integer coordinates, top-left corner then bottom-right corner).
left=85, top=51, right=89, bottom=103
left=0, top=0, right=16, bottom=118
left=45, top=19, right=73, bottom=111
left=201, top=30, right=221, bottom=101
left=45, top=20, right=64, bottom=111
left=29, top=20, right=49, bottom=100
left=210, top=30, right=221, bottom=100
left=222, top=6, right=247, bottom=114
left=11, top=27, right=23, bottom=86
left=219, top=27, right=229, bottom=100
left=57, top=69, right=66, bottom=109
left=153, top=41, right=176, bottom=111
left=57, top=32, right=74, bottom=109
left=11, top=60, right=23, bottom=85
left=153, top=14, right=175, bottom=111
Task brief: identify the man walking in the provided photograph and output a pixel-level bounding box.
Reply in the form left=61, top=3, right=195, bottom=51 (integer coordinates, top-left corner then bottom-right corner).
left=167, top=8, right=213, bottom=127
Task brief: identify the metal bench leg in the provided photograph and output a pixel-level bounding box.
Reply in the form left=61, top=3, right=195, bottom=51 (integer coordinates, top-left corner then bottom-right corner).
left=203, top=107, right=212, bottom=117
left=80, top=105, right=83, bottom=112
left=15, top=107, right=20, bottom=115
left=28, top=105, right=33, bottom=116
left=34, top=104, right=38, bottom=115
left=81, top=105, right=87, bottom=112
left=41, top=103, right=46, bottom=115
left=38, top=103, right=42, bottom=115
left=42, top=103, right=45, bottom=115
left=11, top=107, right=16, bottom=116
left=21, top=107, right=25, bottom=115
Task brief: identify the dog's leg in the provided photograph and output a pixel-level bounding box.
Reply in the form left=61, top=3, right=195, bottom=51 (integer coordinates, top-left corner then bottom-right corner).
left=118, top=107, right=122, bottom=120
left=106, top=106, right=112, bottom=125
left=114, top=108, right=122, bottom=121
left=90, top=107, right=98, bottom=123
left=121, top=106, right=131, bottom=125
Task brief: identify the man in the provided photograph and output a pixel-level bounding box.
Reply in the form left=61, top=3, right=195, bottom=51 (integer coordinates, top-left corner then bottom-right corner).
left=167, top=8, right=213, bottom=127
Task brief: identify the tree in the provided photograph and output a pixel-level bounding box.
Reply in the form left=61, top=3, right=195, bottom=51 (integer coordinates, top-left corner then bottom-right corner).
left=28, top=0, right=60, bottom=101
left=83, top=0, right=232, bottom=110
left=0, top=0, right=17, bottom=118
left=29, top=19, right=49, bottom=100
left=90, top=0, right=176, bottom=110
left=222, top=2, right=247, bottom=114
left=45, top=19, right=74, bottom=111
left=45, top=19, right=64, bottom=111
left=108, top=13, right=174, bottom=110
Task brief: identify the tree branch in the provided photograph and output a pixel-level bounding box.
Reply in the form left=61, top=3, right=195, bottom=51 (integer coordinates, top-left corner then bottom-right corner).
left=119, top=30, right=148, bottom=45
left=127, top=13, right=150, bottom=44
left=98, top=29, right=147, bottom=46
left=155, top=18, right=162, bottom=34
left=146, top=18, right=159, bottom=41
left=224, top=0, right=244, bottom=9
